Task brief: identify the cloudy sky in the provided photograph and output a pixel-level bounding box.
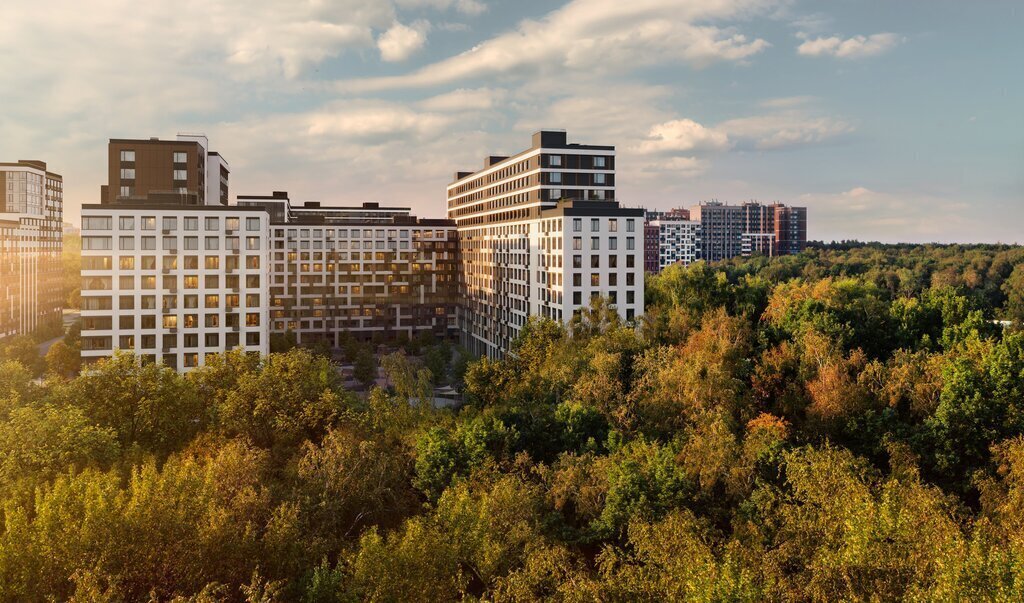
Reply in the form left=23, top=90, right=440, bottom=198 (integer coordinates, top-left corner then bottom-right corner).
left=1, top=0, right=1021, bottom=243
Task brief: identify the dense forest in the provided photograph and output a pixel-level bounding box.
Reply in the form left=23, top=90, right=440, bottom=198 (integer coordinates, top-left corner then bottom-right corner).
left=2, top=243, right=1024, bottom=601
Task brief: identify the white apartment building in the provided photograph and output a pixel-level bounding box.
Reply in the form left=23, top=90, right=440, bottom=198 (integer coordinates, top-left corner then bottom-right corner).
left=447, top=131, right=644, bottom=358
left=652, top=218, right=701, bottom=269
left=80, top=204, right=270, bottom=371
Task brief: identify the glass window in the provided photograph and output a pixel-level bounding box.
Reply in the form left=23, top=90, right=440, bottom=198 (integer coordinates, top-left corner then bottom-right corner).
left=173, top=170, right=187, bottom=180
left=141, top=237, right=156, bottom=250
left=205, top=217, right=219, bottom=231
left=246, top=217, right=260, bottom=231
left=591, top=218, right=599, bottom=232
left=141, top=217, right=156, bottom=230
left=82, top=216, right=111, bottom=231
left=205, top=237, right=219, bottom=250
left=573, top=218, right=582, bottom=232
left=591, top=237, right=600, bottom=250
left=120, top=168, right=135, bottom=179
left=594, top=156, right=606, bottom=168
left=549, top=155, right=562, bottom=166
left=184, top=217, right=198, bottom=231
left=162, top=217, right=177, bottom=231
left=119, top=236, right=135, bottom=250
left=173, top=152, right=187, bottom=163
left=594, top=173, right=606, bottom=184
left=550, top=172, right=562, bottom=184
left=120, top=150, right=135, bottom=162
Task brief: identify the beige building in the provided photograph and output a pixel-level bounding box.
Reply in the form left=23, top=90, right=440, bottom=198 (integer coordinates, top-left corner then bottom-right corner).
left=0, top=160, right=63, bottom=339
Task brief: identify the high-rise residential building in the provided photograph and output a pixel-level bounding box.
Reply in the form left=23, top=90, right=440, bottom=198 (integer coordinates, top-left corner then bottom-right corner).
left=79, top=203, right=270, bottom=371
left=652, top=217, right=701, bottom=270
left=690, top=201, right=745, bottom=263
left=237, top=192, right=459, bottom=346
left=773, top=204, right=808, bottom=255
left=691, top=201, right=807, bottom=261
left=101, top=134, right=228, bottom=206
left=447, top=130, right=644, bottom=358
left=0, top=160, right=63, bottom=339
left=643, top=221, right=660, bottom=273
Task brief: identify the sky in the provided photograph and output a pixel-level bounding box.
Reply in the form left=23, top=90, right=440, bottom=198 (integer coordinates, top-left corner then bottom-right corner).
left=0, top=0, right=1021, bottom=243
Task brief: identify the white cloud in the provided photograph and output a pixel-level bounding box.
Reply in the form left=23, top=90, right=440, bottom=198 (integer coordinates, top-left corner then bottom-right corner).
left=306, top=102, right=454, bottom=142
left=797, top=186, right=989, bottom=243
left=343, top=0, right=776, bottom=91
left=635, top=119, right=730, bottom=154
left=797, top=32, right=901, bottom=59
left=719, top=112, right=853, bottom=149
left=397, top=0, right=487, bottom=16
left=418, top=87, right=506, bottom=111
left=378, top=20, right=431, bottom=62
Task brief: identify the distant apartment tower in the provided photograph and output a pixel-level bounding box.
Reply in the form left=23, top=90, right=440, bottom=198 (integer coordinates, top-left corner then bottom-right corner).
left=690, top=201, right=744, bottom=263
left=773, top=204, right=808, bottom=255
left=653, top=218, right=701, bottom=270
left=691, top=201, right=807, bottom=261
left=237, top=192, right=459, bottom=346
left=447, top=131, right=644, bottom=358
left=101, top=134, right=229, bottom=206
left=0, top=160, right=63, bottom=339
left=643, top=222, right=659, bottom=272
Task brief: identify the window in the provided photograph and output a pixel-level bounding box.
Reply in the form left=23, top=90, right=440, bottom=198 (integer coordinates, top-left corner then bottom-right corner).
left=163, top=315, right=178, bottom=329
left=141, top=217, right=156, bottom=230
left=162, top=217, right=177, bottom=231
left=573, top=273, right=582, bottom=286
left=183, top=295, right=198, bottom=309
left=626, top=237, right=635, bottom=250
left=205, top=237, right=219, bottom=250
left=594, top=156, right=606, bottom=168
left=550, top=172, right=562, bottom=184
left=205, top=217, right=219, bottom=231
left=120, top=257, right=135, bottom=270
left=118, top=275, right=133, bottom=289
left=141, top=276, right=156, bottom=290
left=83, top=256, right=112, bottom=270
left=205, top=295, right=219, bottom=308
left=246, top=237, right=260, bottom=250
left=245, top=313, right=260, bottom=327
left=246, top=217, right=260, bottom=231
left=119, top=236, right=135, bottom=250
left=550, top=155, right=562, bottom=166
left=120, top=150, right=135, bottom=162
left=120, top=168, right=135, bottom=179
left=225, top=217, right=239, bottom=231
left=594, top=173, right=606, bottom=184
left=609, top=273, right=618, bottom=286
left=591, top=218, right=599, bottom=232
left=162, top=275, right=176, bottom=289
left=205, top=275, right=219, bottom=289
left=119, top=295, right=134, bottom=310
left=246, top=256, right=260, bottom=269
left=184, top=256, right=198, bottom=269
left=626, top=273, right=635, bottom=286
left=626, top=219, right=635, bottom=232
left=141, top=237, right=156, bottom=250
left=627, top=291, right=635, bottom=304
left=82, top=236, right=112, bottom=250
left=173, top=152, right=187, bottom=163
left=591, top=256, right=600, bottom=268
left=141, top=256, right=156, bottom=269
left=184, top=237, right=199, bottom=250
left=572, top=237, right=582, bottom=250
left=591, top=237, right=600, bottom=250
left=609, top=219, right=618, bottom=232
left=626, top=255, right=635, bottom=268
left=184, top=217, right=198, bottom=231
left=205, top=256, right=219, bottom=270
left=549, top=188, right=562, bottom=200
left=609, top=255, right=618, bottom=268
left=82, top=216, right=111, bottom=230
left=205, top=314, right=219, bottom=328
left=609, top=237, right=618, bottom=250
left=573, top=292, right=582, bottom=305
left=573, top=255, right=582, bottom=268
left=173, top=170, right=187, bottom=180
left=119, top=315, right=134, bottom=329
left=120, top=186, right=132, bottom=197
left=162, top=236, right=176, bottom=251
left=573, top=218, right=582, bottom=232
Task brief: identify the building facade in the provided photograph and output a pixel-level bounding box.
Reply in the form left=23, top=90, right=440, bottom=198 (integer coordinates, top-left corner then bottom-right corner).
left=690, top=201, right=807, bottom=261
left=447, top=131, right=644, bottom=358
left=101, top=134, right=228, bottom=206
left=238, top=192, right=459, bottom=346
left=652, top=217, right=701, bottom=269
left=79, top=204, right=270, bottom=371
left=0, top=160, right=63, bottom=339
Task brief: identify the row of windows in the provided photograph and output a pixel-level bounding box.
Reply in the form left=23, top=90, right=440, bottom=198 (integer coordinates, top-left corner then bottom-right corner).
left=82, top=255, right=259, bottom=271
left=571, top=236, right=636, bottom=251
left=82, top=235, right=260, bottom=251
left=83, top=216, right=261, bottom=232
